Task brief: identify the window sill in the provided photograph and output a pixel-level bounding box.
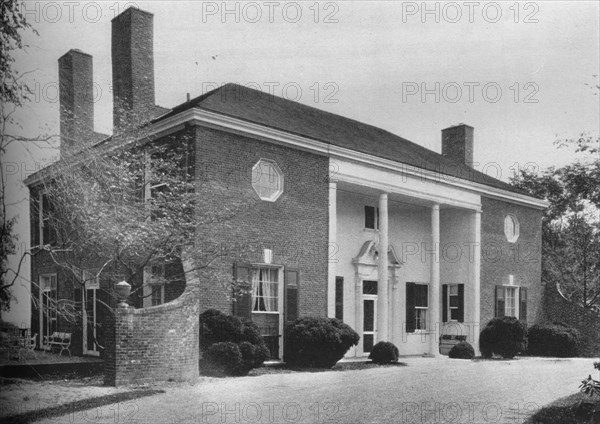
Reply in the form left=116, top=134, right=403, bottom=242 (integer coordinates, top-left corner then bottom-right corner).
left=252, top=311, right=280, bottom=315
left=362, top=228, right=379, bottom=233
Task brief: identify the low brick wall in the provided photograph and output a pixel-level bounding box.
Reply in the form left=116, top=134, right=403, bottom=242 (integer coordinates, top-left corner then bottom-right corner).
left=544, top=283, right=600, bottom=357
left=104, top=257, right=201, bottom=386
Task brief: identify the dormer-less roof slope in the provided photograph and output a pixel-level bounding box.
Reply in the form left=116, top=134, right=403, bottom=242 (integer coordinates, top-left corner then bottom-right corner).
left=27, top=83, right=538, bottom=202
left=155, top=83, right=528, bottom=196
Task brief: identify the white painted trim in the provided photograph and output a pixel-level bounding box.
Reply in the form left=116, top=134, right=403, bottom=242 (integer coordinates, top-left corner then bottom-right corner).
left=429, top=205, right=441, bottom=357
left=25, top=108, right=549, bottom=211
left=473, top=211, right=481, bottom=356
left=327, top=181, right=337, bottom=318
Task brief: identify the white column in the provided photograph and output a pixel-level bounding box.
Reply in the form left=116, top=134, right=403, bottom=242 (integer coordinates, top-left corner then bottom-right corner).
left=473, top=210, right=481, bottom=356
left=390, top=271, right=399, bottom=347
left=355, top=275, right=363, bottom=357
left=430, top=203, right=441, bottom=356
left=377, top=193, right=389, bottom=342
left=327, top=182, right=337, bottom=318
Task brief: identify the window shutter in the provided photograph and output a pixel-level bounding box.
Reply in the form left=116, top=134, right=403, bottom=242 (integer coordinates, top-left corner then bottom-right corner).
left=519, top=287, right=527, bottom=322
left=335, top=276, right=344, bottom=321
left=284, top=269, right=299, bottom=325
left=442, top=284, right=448, bottom=323
left=457, top=284, right=464, bottom=323
left=495, top=286, right=505, bottom=317
left=232, top=263, right=252, bottom=320
left=406, top=282, right=416, bottom=333
left=365, top=206, right=375, bottom=229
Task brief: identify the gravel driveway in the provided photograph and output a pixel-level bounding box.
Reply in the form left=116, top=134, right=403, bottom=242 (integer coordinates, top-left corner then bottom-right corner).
left=36, top=356, right=597, bottom=424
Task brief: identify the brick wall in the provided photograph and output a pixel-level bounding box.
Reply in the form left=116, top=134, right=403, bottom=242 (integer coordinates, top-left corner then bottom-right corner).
left=544, top=283, right=600, bottom=357
left=104, top=256, right=200, bottom=386
left=193, top=125, right=330, bottom=318
left=480, top=197, right=543, bottom=327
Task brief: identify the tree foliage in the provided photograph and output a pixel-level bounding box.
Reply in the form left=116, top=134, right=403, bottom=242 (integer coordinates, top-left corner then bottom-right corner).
left=1, top=0, right=38, bottom=311
left=34, top=122, right=256, bottom=312
left=511, top=135, right=600, bottom=310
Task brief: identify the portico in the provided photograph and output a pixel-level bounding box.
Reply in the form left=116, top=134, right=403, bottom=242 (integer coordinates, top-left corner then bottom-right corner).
left=328, top=157, right=482, bottom=357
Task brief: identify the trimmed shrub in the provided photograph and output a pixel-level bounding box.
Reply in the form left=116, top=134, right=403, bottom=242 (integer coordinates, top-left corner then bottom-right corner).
left=448, top=341, right=475, bottom=359
left=527, top=323, right=581, bottom=357
left=199, top=309, right=269, bottom=375
left=369, top=341, right=399, bottom=364
left=204, top=342, right=243, bottom=375
left=238, top=341, right=270, bottom=372
left=479, top=317, right=527, bottom=359
left=199, top=309, right=262, bottom=349
left=284, top=317, right=360, bottom=368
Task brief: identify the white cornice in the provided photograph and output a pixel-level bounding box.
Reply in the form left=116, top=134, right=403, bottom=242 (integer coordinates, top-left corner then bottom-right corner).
left=26, top=107, right=549, bottom=210
left=179, top=108, right=548, bottom=210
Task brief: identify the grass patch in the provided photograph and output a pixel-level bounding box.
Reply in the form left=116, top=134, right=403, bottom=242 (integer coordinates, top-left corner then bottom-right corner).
left=525, top=392, right=600, bottom=424
left=1, top=389, right=165, bottom=424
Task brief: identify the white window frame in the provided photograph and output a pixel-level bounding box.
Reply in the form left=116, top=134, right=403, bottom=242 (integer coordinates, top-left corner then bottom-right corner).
left=414, top=283, right=429, bottom=331
left=150, top=285, right=165, bottom=307
left=447, top=284, right=459, bottom=322
left=497, top=285, right=520, bottom=319
left=143, top=263, right=166, bottom=308
left=39, top=274, right=58, bottom=350
left=504, top=286, right=517, bottom=317
left=252, top=159, right=284, bottom=202
left=504, top=214, right=520, bottom=243
left=251, top=266, right=283, bottom=314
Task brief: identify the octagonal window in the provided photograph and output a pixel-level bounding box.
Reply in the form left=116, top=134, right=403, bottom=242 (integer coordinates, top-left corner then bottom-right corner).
left=252, top=159, right=283, bottom=202
left=504, top=214, right=520, bottom=243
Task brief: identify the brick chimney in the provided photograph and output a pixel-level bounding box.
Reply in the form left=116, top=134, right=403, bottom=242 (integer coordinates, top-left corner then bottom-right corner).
left=441, top=124, right=474, bottom=167
left=58, top=49, right=94, bottom=155
left=111, top=7, right=155, bottom=132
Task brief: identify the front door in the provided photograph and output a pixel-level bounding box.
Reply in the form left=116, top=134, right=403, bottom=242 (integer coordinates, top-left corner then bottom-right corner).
left=362, top=280, right=378, bottom=354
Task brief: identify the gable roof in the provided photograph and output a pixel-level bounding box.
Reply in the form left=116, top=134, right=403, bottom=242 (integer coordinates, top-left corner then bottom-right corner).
left=154, top=83, right=527, bottom=196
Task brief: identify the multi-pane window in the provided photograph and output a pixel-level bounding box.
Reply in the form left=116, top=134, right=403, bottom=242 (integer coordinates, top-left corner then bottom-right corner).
left=252, top=267, right=280, bottom=312
left=495, top=285, right=527, bottom=320
left=364, top=206, right=380, bottom=230
left=151, top=285, right=164, bottom=306
left=414, top=284, right=429, bottom=330
left=40, top=274, right=58, bottom=343
left=505, top=287, right=516, bottom=317
left=144, top=263, right=165, bottom=307
left=442, top=284, right=464, bottom=323
left=252, top=160, right=283, bottom=202
left=448, top=284, right=459, bottom=321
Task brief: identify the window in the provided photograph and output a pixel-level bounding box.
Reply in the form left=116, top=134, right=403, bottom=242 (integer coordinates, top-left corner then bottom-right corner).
left=406, top=282, right=428, bottom=332
left=38, top=192, right=56, bottom=246
left=364, top=206, right=380, bottom=230
left=504, top=214, right=520, bottom=243
left=144, top=263, right=165, bottom=307
left=252, top=159, right=283, bottom=202
left=252, top=267, right=280, bottom=312
left=335, top=277, right=344, bottom=320
left=442, top=284, right=464, bottom=322
left=495, top=286, right=528, bottom=320
left=39, top=274, right=58, bottom=344
left=151, top=285, right=164, bottom=306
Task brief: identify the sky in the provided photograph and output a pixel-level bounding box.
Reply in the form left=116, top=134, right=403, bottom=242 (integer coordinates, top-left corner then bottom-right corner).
left=2, top=1, right=599, bottom=323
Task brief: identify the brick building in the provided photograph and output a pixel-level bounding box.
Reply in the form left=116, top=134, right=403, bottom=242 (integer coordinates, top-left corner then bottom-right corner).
left=25, top=7, right=546, bottom=365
